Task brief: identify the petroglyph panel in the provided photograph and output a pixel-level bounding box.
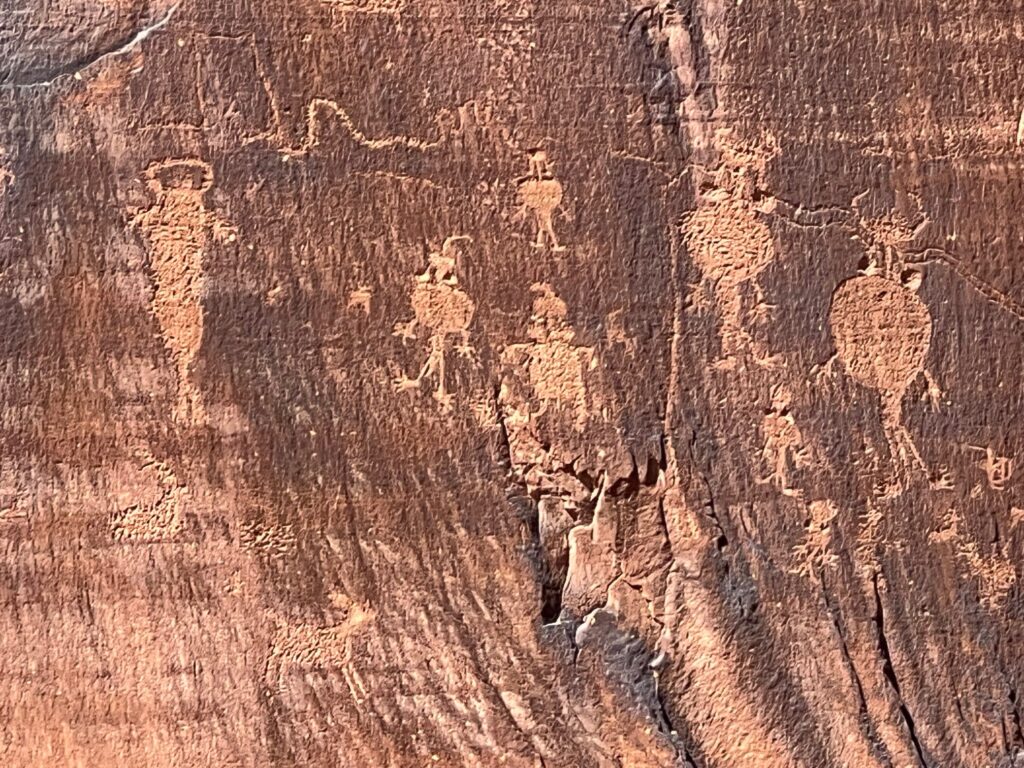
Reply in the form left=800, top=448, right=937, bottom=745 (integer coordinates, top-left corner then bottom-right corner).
left=3, top=1, right=1024, bottom=767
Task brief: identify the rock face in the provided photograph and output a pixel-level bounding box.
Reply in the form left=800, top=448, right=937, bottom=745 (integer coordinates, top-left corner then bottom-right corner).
left=1, top=1, right=1023, bottom=766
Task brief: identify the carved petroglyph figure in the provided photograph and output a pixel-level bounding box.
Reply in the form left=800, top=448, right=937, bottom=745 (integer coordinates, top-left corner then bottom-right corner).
left=393, top=237, right=475, bottom=410
left=930, top=507, right=1015, bottom=606
left=346, top=286, right=372, bottom=314
left=501, top=283, right=596, bottom=432
left=320, top=0, right=406, bottom=13
left=128, top=159, right=236, bottom=426
left=968, top=445, right=1013, bottom=491
left=515, top=152, right=567, bottom=252
left=757, top=384, right=810, bottom=498
left=791, top=499, right=839, bottom=579
left=259, top=95, right=463, bottom=160
left=497, top=284, right=605, bottom=599
left=682, top=141, right=781, bottom=369
left=823, top=256, right=949, bottom=496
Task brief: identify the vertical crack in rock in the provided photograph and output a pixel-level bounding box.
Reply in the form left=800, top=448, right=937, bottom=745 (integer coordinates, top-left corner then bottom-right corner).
left=682, top=0, right=717, bottom=116
left=998, top=652, right=1024, bottom=760
left=872, top=573, right=929, bottom=767
left=492, top=384, right=562, bottom=622
left=495, top=361, right=692, bottom=761
left=652, top=679, right=701, bottom=768
left=819, top=579, right=888, bottom=763
left=685, top=425, right=730, bottom=560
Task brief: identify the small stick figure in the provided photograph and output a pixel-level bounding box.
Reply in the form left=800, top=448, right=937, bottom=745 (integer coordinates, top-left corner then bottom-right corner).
left=527, top=147, right=551, bottom=179
left=757, top=384, right=810, bottom=498
left=968, top=445, right=1013, bottom=491
left=514, top=148, right=567, bottom=252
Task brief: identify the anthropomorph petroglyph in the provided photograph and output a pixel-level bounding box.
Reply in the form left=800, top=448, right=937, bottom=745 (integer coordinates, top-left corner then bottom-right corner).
left=968, top=445, right=1013, bottom=491
left=682, top=141, right=781, bottom=369
left=822, top=252, right=950, bottom=496
left=128, top=159, right=236, bottom=426
left=929, top=507, right=1015, bottom=606
left=791, top=499, right=839, bottom=579
left=497, top=283, right=605, bottom=600
left=757, top=384, right=810, bottom=498
left=501, top=283, right=596, bottom=432
left=393, top=237, right=475, bottom=410
left=515, top=151, right=567, bottom=252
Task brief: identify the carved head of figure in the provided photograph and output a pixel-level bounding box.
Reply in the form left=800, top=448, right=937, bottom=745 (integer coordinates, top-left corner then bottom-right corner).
left=529, top=283, right=574, bottom=343
left=144, top=159, right=214, bottom=197
left=421, top=235, right=471, bottom=285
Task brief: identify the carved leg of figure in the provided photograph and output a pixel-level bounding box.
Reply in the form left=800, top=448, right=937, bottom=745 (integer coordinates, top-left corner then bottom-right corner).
left=393, top=352, right=434, bottom=393
left=922, top=369, right=943, bottom=410
left=777, top=450, right=803, bottom=498
left=882, top=414, right=934, bottom=496
left=432, top=347, right=453, bottom=411
left=882, top=390, right=952, bottom=490
left=455, top=330, right=474, bottom=359
left=532, top=215, right=547, bottom=249
left=543, top=214, right=566, bottom=252
left=393, top=319, right=418, bottom=341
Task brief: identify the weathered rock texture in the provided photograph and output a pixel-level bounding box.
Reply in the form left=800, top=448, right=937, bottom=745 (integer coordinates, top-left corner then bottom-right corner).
left=2, top=1, right=1024, bottom=766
